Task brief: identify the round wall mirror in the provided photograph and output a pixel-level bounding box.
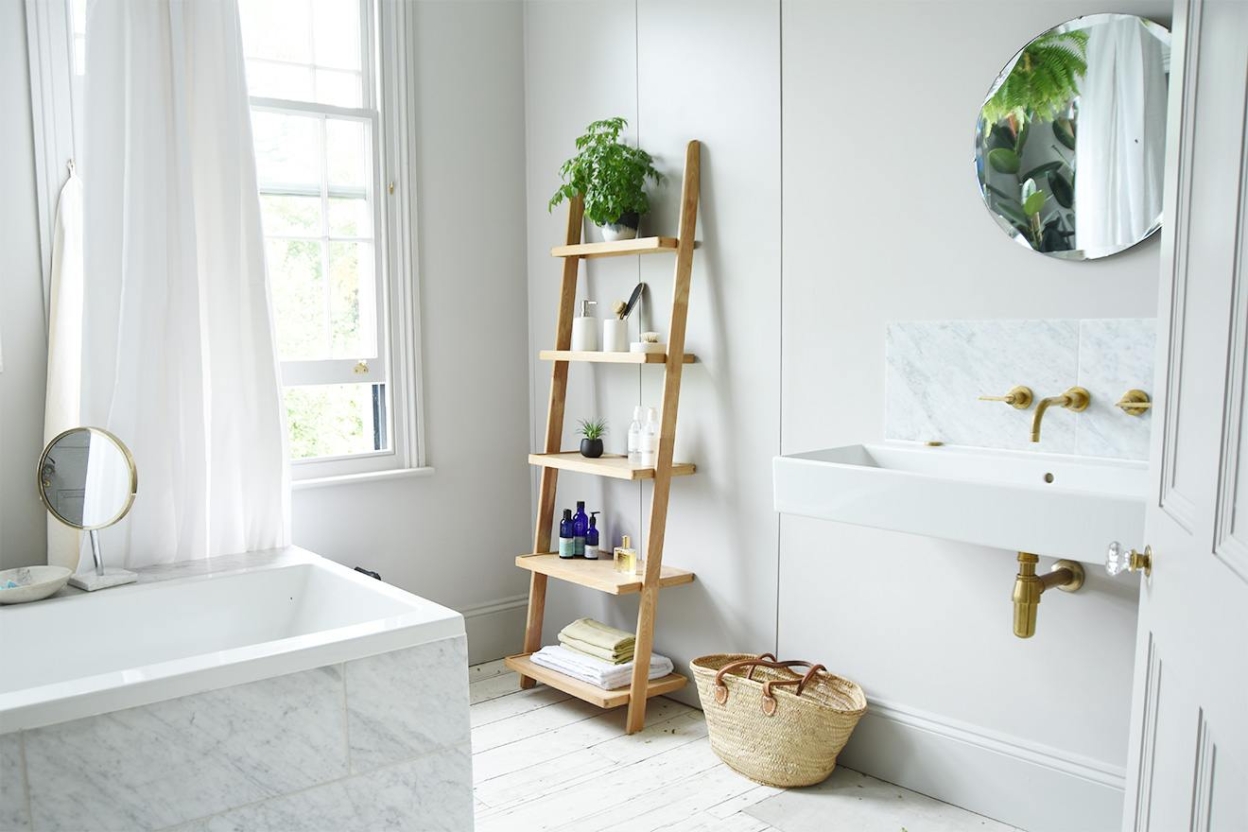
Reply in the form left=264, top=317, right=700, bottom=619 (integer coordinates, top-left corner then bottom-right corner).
left=974, top=14, right=1171, bottom=259
left=38, top=427, right=138, bottom=531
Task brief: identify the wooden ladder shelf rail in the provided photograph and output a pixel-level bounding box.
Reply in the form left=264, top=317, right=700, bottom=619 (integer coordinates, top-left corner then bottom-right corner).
left=509, top=139, right=701, bottom=735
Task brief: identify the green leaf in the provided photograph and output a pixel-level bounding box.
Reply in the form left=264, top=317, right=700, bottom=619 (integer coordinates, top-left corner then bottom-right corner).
left=1014, top=118, right=1030, bottom=155
left=987, top=147, right=1021, bottom=174
left=994, top=200, right=1030, bottom=226
left=1024, top=190, right=1047, bottom=216
left=1049, top=170, right=1073, bottom=209
left=987, top=123, right=1015, bottom=151
left=1053, top=117, right=1076, bottom=150
left=1021, top=161, right=1063, bottom=182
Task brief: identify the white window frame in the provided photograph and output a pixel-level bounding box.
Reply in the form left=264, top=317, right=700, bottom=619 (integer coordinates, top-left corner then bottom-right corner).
left=24, top=0, right=429, bottom=486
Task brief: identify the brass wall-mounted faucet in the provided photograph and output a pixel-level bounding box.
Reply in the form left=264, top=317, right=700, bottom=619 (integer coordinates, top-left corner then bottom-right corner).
left=1030, top=386, right=1090, bottom=442
left=1012, top=552, right=1084, bottom=638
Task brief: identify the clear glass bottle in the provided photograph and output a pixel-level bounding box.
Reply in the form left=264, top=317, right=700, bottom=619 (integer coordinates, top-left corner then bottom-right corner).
left=627, top=406, right=644, bottom=466
left=613, top=534, right=637, bottom=575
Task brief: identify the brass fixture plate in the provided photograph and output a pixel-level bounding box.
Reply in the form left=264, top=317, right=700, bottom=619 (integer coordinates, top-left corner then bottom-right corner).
left=1052, top=559, right=1085, bottom=592
left=1116, top=389, right=1152, bottom=416
left=1065, top=386, right=1091, bottom=412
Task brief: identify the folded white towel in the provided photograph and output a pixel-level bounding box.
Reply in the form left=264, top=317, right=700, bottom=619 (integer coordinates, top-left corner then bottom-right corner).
left=531, top=644, right=674, bottom=690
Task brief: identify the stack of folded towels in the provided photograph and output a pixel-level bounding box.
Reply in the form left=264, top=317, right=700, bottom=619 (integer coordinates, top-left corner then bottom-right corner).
left=530, top=617, right=673, bottom=690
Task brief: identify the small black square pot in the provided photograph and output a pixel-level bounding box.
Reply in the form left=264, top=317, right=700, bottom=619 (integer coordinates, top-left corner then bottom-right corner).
left=580, top=438, right=604, bottom=458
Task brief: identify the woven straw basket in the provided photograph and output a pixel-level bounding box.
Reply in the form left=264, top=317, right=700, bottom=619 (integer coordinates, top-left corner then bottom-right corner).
left=691, top=653, right=867, bottom=788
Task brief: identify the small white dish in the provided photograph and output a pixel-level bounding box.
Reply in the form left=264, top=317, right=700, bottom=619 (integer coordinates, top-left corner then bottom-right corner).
left=0, top=566, right=73, bottom=605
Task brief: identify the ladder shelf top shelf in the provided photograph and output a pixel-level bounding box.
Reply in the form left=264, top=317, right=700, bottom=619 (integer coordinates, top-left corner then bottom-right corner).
left=503, top=653, right=688, bottom=709
left=528, top=452, right=696, bottom=481
left=551, top=236, right=678, bottom=259
left=515, top=553, right=695, bottom=595
left=539, top=350, right=696, bottom=365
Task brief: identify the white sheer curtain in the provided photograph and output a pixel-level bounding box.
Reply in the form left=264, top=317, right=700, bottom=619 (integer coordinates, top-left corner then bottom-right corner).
left=81, top=0, right=289, bottom=568
left=1075, top=17, right=1167, bottom=258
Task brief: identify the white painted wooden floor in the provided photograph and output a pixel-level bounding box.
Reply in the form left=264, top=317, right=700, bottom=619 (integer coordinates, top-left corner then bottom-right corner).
left=469, top=661, right=1022, bottom=832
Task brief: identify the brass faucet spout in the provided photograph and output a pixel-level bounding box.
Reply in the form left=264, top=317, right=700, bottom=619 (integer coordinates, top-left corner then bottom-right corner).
left=1029, top=386, right=1091, bottom=443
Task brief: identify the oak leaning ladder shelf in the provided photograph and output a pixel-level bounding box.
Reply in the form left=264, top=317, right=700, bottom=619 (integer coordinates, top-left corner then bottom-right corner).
left=504, top=140, right=701, bottom=735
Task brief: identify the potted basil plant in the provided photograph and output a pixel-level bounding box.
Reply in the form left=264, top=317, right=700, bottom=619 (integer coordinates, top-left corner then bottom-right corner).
left=577, top=419, right=607, bottom=459
left=549, top=117, right=663, bottom=242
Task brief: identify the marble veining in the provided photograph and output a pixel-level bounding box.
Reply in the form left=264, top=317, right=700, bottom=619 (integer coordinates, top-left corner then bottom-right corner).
left=24, top=665, right=348, bottom=831
left=0, top=732, right=30, bottom=831
left=345, top=635, right=471, bottom=774
left=172, top=743, right=473, bottom=832
left=886, top=319, right=1155, bottom=460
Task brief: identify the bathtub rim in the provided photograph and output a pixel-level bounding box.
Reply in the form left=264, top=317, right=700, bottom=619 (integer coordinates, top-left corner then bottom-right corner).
left=0, top=548, right=465, bottom=734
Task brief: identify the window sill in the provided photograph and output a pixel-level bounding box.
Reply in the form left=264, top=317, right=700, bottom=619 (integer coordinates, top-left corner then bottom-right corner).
left=292, top=466, right=435, bottom=491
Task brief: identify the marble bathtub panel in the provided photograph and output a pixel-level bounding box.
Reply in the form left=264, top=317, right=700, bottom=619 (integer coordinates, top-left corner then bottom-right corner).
left=24, top=665, right=348, bottom=831
left=0, top=732, right=30, bottom=831
left=345, top=634, right=471, bottom=773
left=1075, top=318, right=1157, bottom=459
left=178, top=742, right=474, bottom=832
left=886, top=320, right=1080, bottom=453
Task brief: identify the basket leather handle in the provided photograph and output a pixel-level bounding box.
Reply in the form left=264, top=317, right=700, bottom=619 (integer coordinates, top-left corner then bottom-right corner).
left=713, top=656, right=827, bottom=714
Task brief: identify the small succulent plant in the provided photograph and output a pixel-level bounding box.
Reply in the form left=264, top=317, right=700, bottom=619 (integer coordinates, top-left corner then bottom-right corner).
left=577, top=419, right=608, bottom=441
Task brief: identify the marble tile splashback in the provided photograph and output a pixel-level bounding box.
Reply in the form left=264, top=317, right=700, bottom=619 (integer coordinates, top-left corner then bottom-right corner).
left=886, top=319, right=1156, bottom=459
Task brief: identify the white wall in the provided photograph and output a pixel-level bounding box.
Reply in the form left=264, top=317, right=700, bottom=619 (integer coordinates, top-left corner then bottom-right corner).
left=0, top=0, right=51, bottom=571
left=780, top=3, right=1167, bottom=831
left=523, top=0, right=783, bottom=708
left=292, top=0, right=532, bottom=662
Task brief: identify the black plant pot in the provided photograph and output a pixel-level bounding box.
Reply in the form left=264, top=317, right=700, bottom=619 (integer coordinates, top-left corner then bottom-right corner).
left=580, top=438, right=604, bottom=458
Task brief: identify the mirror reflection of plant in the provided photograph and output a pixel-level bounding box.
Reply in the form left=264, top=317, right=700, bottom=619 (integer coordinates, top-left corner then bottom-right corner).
left=548, top=118, right=663, bottom=227
left=981, top=109, right=1077, bottom=253
left=982, top=29, right=1089, bottom=125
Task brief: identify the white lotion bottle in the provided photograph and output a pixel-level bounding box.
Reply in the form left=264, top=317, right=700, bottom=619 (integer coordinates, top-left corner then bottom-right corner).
left=627, top=406, right=644, bottom=465
left=640, top=406, right=659, bottom=468
left=570, top=299, right=598, bottom=351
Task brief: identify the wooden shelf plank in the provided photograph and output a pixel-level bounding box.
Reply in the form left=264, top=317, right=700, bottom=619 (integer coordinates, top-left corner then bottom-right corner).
left=503, top=653, right=687, bottom=709
left=539, top=350, right=695, bottom=364
left=515, top=553, right=695, bottom=595
left=528, top=452, right=696, bottom=481
left=551, top=237, right=678, bottom=259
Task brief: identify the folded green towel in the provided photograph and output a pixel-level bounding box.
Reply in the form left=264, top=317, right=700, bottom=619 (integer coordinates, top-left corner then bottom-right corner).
left=558, top=633, right=634, bottom=665
left=559, top=618, right=635, bottom=652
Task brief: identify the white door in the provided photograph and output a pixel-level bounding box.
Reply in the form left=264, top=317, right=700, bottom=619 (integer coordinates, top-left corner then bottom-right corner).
left=1118, top=1, right=1248, bottom=829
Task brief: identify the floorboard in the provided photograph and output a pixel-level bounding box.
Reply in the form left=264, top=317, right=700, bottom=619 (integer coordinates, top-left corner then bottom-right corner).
left=469, top=662, right=1022, bottom=832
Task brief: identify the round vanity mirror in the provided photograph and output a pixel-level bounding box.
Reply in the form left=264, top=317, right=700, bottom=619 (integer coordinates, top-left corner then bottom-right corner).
left=974, top=14, right=1171, bottom=259
left=37, top=427, right=138, bottom=531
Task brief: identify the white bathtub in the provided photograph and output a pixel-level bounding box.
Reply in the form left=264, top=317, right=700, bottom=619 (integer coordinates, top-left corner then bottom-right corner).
left=0, top=547, right=462, bottom=733
left=0, top=548, right=474, bottom=831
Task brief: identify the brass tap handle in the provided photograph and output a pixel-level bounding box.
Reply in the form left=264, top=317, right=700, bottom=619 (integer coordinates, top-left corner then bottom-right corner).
left=978, top=385, right=1034, bottom=410
left=1115, top=389, right=1152, bottom=416
left=1106, top=541, right=1152, bottom=577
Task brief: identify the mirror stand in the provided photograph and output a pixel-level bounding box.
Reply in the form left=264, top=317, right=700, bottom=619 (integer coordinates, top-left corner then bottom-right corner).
left=67, top=530, right=138, bottom=591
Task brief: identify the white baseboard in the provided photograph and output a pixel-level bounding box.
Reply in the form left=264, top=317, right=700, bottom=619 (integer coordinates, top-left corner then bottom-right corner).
left=837, top=697, right=1125, bottom=832
left=459, top=594, right=527, bottom=665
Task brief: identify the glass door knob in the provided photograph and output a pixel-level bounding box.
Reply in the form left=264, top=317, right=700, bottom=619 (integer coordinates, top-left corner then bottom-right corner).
left=1106, top=541, right=1152, bottom=577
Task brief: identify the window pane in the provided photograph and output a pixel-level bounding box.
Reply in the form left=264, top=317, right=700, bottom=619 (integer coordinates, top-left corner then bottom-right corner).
left=329, top=241, right=376, bottom=358
left=327, top=197, right=371, bottom=238
left=240, top=0, right=312, bottom=65
left=261, top=194, right=321, bottom=237
left=284, top=383, right=385, bottom=460
left=314, top=69, right=362, bottom=108
left=312, top=0, right=361, bottom=70
left=326, top=119, right=368, bottom=188
left=267, top=239, right=328, bottom=360
left=245, top=59, right=315, bottom=103
left=252, top=111, right=322, bottom=189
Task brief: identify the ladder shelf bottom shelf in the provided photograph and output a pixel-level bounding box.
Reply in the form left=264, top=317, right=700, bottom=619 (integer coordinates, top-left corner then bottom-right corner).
left=516, top=553, right=694, bottom=595
left=504, top=653, right=688, bottom=709
left=529, top=452, right=696, bottom=480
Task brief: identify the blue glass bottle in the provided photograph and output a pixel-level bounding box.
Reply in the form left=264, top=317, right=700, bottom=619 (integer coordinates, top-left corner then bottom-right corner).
left=572, top=501, right=588, bottom=557
left=585, top=512, right=601, bottom=559
left=558, top=509, right=575, bottom=559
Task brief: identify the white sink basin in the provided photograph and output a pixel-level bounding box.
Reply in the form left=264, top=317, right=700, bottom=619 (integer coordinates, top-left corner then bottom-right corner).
left=773, top=443, right=1147, bottom=564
